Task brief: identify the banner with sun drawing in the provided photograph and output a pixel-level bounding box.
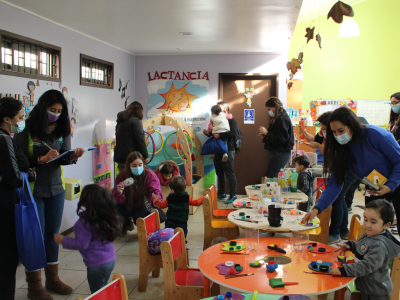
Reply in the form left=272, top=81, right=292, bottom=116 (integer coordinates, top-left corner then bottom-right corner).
left=146, top=71, right=210, bottom=124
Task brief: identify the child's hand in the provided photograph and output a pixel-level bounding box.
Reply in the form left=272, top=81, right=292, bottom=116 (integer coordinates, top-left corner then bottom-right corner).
left=153, top=201, right=159, bottom=208
left=152, top=193, right=158, bottom=201
left=117, top=183, right=124, bottom=195
left=330, top=267, right=341, bottom=276
left=336, top=243, right=351, bottom=256
left=54, top=233, right=64, bottom=244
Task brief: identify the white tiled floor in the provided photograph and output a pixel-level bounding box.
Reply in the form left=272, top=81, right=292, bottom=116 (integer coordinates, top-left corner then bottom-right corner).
left=14, top=190, right=399, bottom=300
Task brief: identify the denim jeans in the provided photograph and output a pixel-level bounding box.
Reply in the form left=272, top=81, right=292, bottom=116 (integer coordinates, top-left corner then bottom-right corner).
left=345, top=179, right=362, bottom=208
left=214, top=150, right=237, bottom=197
left=165, top=219, right=188, bottom=238
left=329, top=172, right=358, bottom=237
left=36, top=190, right=66, bottom=263
left=116, top=203, right=150, bottom=224
left=87, top=260, right=115, bottom=293
left=266, top=150, right=291, bottom=178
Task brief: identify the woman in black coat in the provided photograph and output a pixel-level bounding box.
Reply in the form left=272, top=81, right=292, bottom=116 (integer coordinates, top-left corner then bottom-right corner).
left=258, top=97, right=294, bottom=178
left=0, top=97, right=35, bottom=300
left=114, top=101, right=148, bottom=170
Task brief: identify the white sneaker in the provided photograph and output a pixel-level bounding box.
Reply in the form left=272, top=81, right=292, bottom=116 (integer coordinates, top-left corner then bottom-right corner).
left=209, top=154, right=215, bottom=159
left=222, top=153, right=228, bottom=162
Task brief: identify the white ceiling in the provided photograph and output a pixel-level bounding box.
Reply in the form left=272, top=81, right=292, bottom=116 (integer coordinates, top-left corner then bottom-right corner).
left=1, top=0, right=366, bottom=55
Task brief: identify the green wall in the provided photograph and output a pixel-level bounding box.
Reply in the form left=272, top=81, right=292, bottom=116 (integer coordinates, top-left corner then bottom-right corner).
left=288, top=0, right=400, bottom=109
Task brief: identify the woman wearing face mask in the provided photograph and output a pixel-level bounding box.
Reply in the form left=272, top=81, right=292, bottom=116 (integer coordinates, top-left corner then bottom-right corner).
left=13, top=90, right=84, bottom=299
left=258, top=97, right=294, bottom=178
left=0, top=97, right=36, bottom=300
left=389, top=92, right=400, bottom=141
left=304, top=111, right=332, bottom=152
left=112, top=151, right=164, bottom=234
left=303, top=107, right=400, bottom=236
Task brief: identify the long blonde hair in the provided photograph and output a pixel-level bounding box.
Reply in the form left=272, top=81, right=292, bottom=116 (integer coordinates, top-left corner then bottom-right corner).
left=265, top=97, right=285, bottom=124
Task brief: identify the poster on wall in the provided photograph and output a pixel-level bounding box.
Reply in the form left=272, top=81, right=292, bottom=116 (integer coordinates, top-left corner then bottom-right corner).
left=146, top=71, right=211, bottom=124
left=93, top=140, right=112, bottom=190
left=244, top=109, right=255, bottom=124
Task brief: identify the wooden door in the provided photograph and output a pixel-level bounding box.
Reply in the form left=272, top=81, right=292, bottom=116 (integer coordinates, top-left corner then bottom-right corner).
left=219, top=74, right=278, bottom=194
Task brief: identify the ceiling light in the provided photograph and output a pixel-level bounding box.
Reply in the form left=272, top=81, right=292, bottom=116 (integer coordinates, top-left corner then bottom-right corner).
left=339, top=17, right=360, bottom=37
left=179, top=32, right=192, bottom=35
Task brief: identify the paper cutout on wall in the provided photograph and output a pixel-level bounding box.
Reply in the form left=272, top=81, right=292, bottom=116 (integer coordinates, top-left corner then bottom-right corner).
left=119, top=79, right=130, bottom=108
left=28, top=81, right=35, bottom=106
left=147, top=79, right=210, bottom=124
left=62, top=87, right=69, bottom=105
left=241, top=87, right=259, bottom=108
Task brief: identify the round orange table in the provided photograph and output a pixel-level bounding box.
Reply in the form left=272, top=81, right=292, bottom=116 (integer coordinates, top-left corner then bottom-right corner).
left=198, top=237, right=355, bottom=298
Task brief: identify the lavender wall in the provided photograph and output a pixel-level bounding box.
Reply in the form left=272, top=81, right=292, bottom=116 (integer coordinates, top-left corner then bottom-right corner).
left=135, top=54, right=288, bottom=124
left=0, top=3, right=135, bottom=231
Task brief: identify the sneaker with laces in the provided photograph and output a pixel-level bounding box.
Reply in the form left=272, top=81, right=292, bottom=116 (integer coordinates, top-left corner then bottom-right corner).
left=340, top=233, right=349, bottom=240
left=217, top=194, right=227, bottom=200
left=225, top=195, right=237, bottom=204
left=328, top=235, right=341, bottom=244
left=348, top=206, right=353, bottom=214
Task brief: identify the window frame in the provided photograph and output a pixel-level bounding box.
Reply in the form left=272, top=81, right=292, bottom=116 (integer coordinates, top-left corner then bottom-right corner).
left=80, top=54, right=114, bottom=90
left=0, top=29, right=61, bottom=82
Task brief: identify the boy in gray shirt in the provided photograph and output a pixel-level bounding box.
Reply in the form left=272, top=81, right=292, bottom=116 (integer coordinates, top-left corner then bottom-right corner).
left=330, top=199, right=400, bottom=300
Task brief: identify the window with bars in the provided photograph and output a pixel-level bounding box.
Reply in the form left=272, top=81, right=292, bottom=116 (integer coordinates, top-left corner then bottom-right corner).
left=80, top=54, right=113, bottom=89
left=0, top=30, right=61, bottom=82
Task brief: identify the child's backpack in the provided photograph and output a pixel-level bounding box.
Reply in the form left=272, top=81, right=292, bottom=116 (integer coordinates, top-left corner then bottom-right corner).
left=234, top=126, right=242, bottom=154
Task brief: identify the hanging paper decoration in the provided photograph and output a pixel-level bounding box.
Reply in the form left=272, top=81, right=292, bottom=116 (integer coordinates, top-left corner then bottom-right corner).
left=241, top=86, right=258, bottom=108
left=305, top=27, right=315, bottom=43
left=286, top=52, right=303, bottom=81
left=316, top=34, right=322, bottom=49
left=327, top=1, right=354, bottom=24
left=287, top=82, right=293, bottom=90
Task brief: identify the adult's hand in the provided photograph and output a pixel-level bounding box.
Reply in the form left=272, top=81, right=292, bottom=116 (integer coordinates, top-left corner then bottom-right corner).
left=70, top=148, right=85, bottom=160
left=304, top=130, right=315, bottom=142
left=302, top=208, right=319, bottom=223
left=259, top=126, right=268, bottom=136
left=307, top=142, right=321, bottom=149
left=258, top=133, right=265, bottom=139
left=214, top=133, right=220, bottom=139
left=41, top=149, right=59, bottom=163
left=117, top=182, right=124, bottom=195
left=368, top=185, right=391, bottom=197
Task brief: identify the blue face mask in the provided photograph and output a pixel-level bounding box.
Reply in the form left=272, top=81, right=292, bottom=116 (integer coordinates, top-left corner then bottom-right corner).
left=131, top=166, right=144, bottom=176
left=268, top=110, right=275, bottom=118
left=9, top=120, right=25, bottom=134
left=392, top=104, right=400, bottom=114
left=334, top=132, right=352, bottom=145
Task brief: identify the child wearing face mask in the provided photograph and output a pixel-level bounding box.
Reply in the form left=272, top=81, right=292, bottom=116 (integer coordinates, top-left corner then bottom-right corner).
left=206, top=104, right=231, bottom=162
left=330, top=200, right=400, bottom=300
left=112, top=151, right=164, bottom=234
left=152, top=176, right=207, bottom=239
left=154, top=160, right=181, bottom=187
left=54, top=185, right=120, bottom=294
left=294, top=155, right=315, bottom=212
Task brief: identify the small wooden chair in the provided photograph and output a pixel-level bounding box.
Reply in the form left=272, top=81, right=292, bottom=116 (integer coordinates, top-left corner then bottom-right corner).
left=161, top=228, right=220, bottom=300
left=205, top=184, right=236, bottom=219
left=136, top=209, right=163, bottom=292
left=348, top=214, right=365, bottom=242
left=202, top=196, right=237, bottom=250
left=75, top=273, right=128, bottom=300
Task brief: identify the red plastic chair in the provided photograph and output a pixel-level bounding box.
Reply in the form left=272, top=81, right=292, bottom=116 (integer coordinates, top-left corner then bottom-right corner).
left=136, top=209, right=162, bottom=292
left=160, top=228, right=220, bottom=300
left=75, top=273, right=128, bottom=300
left=206, top=184, right=237, bottom=219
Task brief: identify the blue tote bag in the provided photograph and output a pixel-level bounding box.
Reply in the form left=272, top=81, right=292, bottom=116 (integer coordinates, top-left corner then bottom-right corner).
left=15, top=172, right=47, bottom=271
left=201, top=135, right=228, bottom=155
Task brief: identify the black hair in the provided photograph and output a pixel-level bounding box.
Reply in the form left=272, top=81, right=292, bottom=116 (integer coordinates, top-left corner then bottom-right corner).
left=294, top=155, right=310, bottom=168
left=218, top=101, right=230, bottom=113
left=169, top=176, right=186, bottom=193
left=77, top=184, right=121, bottom=243
left=211, top=105, right=222, bottom=116
left=317, top=112, right=332, bottom=126
left=323, top=107, right=365, bottom=185
left=365, top=199, right=395, bottom=225
left=0, top=97, right=23, bottom=126
left=389, top=92, right=400, bottom=129
left=27, top=90, right=70, bottom=140
left=160, top=162, right=174, bottom=175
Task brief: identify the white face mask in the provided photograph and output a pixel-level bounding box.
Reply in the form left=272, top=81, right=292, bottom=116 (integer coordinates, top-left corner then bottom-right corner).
left=268, top=110, right=275, bottom=118
left=334, top=132, right=352, bottom=145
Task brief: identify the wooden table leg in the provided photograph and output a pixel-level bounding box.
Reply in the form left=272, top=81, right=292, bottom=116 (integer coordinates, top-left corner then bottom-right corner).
left=203, top=277, right=211, bottom=298
left=334, top=287, right=346, bottom=300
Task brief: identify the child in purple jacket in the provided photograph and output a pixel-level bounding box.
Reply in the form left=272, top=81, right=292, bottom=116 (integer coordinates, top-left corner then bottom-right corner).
left=54, top=185, right=121, bottom=293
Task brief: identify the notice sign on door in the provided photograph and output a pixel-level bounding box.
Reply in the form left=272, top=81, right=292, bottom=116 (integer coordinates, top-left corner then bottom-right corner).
left=244, top=109, right=254, bottom=124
